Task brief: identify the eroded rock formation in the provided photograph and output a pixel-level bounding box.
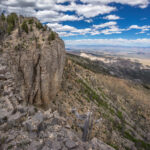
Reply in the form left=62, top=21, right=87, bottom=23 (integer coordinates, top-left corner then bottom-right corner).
left=0, top=15, right=65, bottom=107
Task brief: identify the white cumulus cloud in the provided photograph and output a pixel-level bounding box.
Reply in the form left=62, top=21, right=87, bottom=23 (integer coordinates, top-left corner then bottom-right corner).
left=80, top=0, right=150, bottom=8
left=93, top=21, right=117, bottom=29
left=65, top=38, right=150, bottom=47
left=103, top=15, right=121, bottom=20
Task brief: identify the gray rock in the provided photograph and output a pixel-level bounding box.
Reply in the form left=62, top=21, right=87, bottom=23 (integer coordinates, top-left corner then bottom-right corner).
left=0, top=75, right=7, bottom=80
left=6, top=31, right=66, bottom=107
left=65, top=140, right=77, bottom=149
left=8, top=112, right=23, bottom=127
left=0, top=109, right=9, bottom=125
left=42, top=146, right=50, bottom=150
left=27, top=141, right=43, bottom=150
left=6, top=134, right=17, bottom=143
left=17, top=105, right=28, bottom=113
left=23, top=112, right=44, bottom=132
left=52, top=141, right=62, bottom=150
left=146, top=132, right=150, bottom=142
left=3, top=91, right=9, bottom=96
left=123, top=138, right=136, bottom=150
left=0, top=68, right=6, bottom=74
left=23, top=119, right=35, bottom=132
left=90, top=138, right=115, bottom=150
left=28, top=106, right=36, bottom=116
left=33, top=112, right=44, bottom=122
left=62, top=146, right=68, bottom=150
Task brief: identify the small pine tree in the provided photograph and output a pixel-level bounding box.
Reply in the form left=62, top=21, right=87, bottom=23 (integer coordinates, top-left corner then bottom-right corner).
left=21, top=21, right=28, bottom=34
left=7, top=24, right=14, bottom=35
left=1, top=13, right=5, bottom=21
left=7, top=13, right=18, bottom=26
left=48, top=31, right=55, bottom=41
left=6, top=13, right=18, bottom=34
left=43, top=25, right=47, bottom=31
left=28, top=18, right=34, bottom=24
left=30, top=25, right=33, bottom=32
left=36, top=22, right=43, bottom=29
left=18, top=26, right=21, bottom=37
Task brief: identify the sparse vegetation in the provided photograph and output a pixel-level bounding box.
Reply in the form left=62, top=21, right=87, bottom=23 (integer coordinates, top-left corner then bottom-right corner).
left=7, top=24, right=14, bottom=35
left=0, top=13, right=150, bottom=150
left=108, top=143, right=119, bottom=150
left=28, top=18, right=34, bottom=24
left=14, top=43, right=23, bottom=51
left=1, top=13, right=5, bottom=21
left=36, top=22, right=43, bottom=29
left=63, top=54, right=150, bottom=150
left=43, top=25, right=48, bottom=31
left=68, top=53, right=109, bottom=74
left=6, top=13, right=18, bottom=34
left=7, top=13, right=18, bottom=27
left=77, top=79, right=110, bottom=110
left=21, top=21, right=28, bottom=33
left=30, top=25, right=33, bottom=32
left=124, top=131, right=150, bottom=150
left=117, top=111, right=123, bottom=120
left=48, top=31, right=55, bottom=41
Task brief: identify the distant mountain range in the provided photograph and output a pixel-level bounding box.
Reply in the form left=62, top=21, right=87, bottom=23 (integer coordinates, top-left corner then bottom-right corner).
left=66, top=46, right=150, bottom=59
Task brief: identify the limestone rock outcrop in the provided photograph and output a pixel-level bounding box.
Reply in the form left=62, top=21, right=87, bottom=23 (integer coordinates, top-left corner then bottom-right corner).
left=1, top=15, right=65, bottom=107
left=11, top=37, right=65, bottom=107
left=0, top=55, right=114, bottom=149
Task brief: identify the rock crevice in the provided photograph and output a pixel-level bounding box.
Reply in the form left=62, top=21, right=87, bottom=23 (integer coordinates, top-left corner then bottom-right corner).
left=1, top=21, right=65, bottom=107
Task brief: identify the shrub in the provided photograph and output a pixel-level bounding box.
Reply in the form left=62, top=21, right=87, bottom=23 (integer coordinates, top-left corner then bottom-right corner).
left=21, top=21, right=28, bottom=33
left=7, top=13, right=18, bottom=26
left=28, top=18, right=34, bottom=24
left=1, top=13, right=5, bottom=21
left=48, top=31, right=55, bottom=41
left=36, top=22, right=43, bottom=29
left=6, top=13, right=18, bottom=34
left=43, top=25, right=48, bottom=31
left=7, top=24, right=14, bottom=35
left=124, top=131, right=150, bottom=150
left=30, top=25, right=33, bottom=32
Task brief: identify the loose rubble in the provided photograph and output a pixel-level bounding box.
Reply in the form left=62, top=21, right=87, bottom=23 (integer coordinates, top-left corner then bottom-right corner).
left=0, top=53, right=115, bottom=150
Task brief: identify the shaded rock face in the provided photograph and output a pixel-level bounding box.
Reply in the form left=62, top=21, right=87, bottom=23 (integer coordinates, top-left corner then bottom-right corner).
left=8, top=39, right=65, bottom=107
left=20, top=41, right=65, bottom=106
left=0, top=16, right=66, bottom=107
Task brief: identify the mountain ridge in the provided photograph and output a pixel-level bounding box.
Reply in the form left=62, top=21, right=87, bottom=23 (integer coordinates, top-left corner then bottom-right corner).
left=0, top=13, right=150, bottom=150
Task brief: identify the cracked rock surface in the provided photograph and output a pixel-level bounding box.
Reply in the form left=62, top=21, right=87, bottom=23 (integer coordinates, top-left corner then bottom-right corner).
left=0, top=40, right=114, bottom=150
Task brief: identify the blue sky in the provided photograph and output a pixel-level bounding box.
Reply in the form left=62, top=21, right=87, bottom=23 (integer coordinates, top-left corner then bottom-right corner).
left=0, top=0, right=150, bottom=47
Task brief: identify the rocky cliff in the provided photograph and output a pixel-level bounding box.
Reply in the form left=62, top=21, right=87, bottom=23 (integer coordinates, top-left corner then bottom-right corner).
left=59, top=53, right=150, bottom=150
left=0, top=13, right=65, bottom=107
left=0, top=13, right=115, bottom=150
left=0, top=53, right=115, bottom=149
left=1, top=13, right=150, bottom=150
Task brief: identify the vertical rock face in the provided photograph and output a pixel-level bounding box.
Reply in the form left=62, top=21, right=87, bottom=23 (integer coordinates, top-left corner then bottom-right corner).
left=1, top=16, right=66, bottom=107
left=18, top=39, right=66, bottom=107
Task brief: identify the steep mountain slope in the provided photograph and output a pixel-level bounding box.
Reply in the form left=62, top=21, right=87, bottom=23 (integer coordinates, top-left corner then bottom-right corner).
left=0, top=13, right=150, bottom=150
left=0, top=52, right=114, bottom=149
left=54, top=53, right=150, bottom=150
left=0, top=13, right=115, bottom=150
left=0, top=13, right=65, bottom=107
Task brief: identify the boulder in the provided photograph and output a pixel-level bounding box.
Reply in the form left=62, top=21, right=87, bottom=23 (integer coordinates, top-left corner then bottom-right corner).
left=8, top=112, right=24, bottom=127
left=23, top=112, right=45, bottom=132
left=27, top=141, right=43, bottom=150
left=90, top=138, right=115, bottom=150
left=65, top=139, right=77, bottom=149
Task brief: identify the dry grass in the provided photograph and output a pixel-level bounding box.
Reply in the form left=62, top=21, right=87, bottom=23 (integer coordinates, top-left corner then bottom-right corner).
left=97, top=74, right=150, bottom=106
